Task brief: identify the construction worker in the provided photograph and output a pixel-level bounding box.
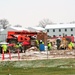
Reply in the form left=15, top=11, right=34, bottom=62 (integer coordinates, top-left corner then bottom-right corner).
left=17, top=42, right=23, bottom=53
left=42, top=41, right=44, bottom=44
left=68, top=43, right=72, bottom=50
left=39, top=40, right=44, bottom=45
left=39, top=40, right=43, bottom=44
left=35, top=39, right=39, bottom=48
left=70, top=42, right=74, bottom=49
left=62, top=33, right=66, bottom=40
left=47, top=42, right=52, bottom=50
left=1, top=44, right=8, bottom=53
left=68, top=42, right=74, bottom=50
left=39, top=40, right=45, bottom=51
left=56, top=37, right=61, bottom=50
left=13, top=43, right=22, bottom=53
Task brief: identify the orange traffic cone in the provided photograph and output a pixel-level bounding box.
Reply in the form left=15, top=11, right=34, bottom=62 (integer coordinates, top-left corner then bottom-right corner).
left=2, top=49, right=4, bottom=60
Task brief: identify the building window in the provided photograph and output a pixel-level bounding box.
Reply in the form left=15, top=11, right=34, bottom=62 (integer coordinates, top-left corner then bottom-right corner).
left=59, top=35, right=61, bottom=36
left=65, top=29, right=67, bottom=32
left=71, top=28, right=73, bottom=31
left=47, top=29, right=49, bottom=32
left=59, top=29, right=61, bottom=32
left=53, top=29, right=55, bottom=32
left=71, top=34, right=73, bottom=36
left=53, top=35, right=56, bottom=37
left=65, top=34, right=67, bottom=36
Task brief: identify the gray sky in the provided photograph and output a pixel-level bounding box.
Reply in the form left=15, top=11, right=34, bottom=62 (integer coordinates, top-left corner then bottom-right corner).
left=0, top=0, right=75, bottom=27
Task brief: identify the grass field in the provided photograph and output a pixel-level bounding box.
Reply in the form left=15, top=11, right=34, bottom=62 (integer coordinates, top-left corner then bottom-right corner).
left=0, top=58, right=75, bottom=75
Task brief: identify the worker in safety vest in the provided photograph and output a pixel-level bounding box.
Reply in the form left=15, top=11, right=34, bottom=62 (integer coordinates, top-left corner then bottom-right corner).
left=14, top=44, right=19, bottom=48
left=70, top=42, right=74, bottom=48
left=68, top=42, right=74, bottom=50
left=42, top=41, right=44, bottom=44
left=13, top=43, right=22, bottom=53
left=17, top=42, right=23, bottom=53
left=39, top=40, right=44, bottom=44
left=39, top=40, right=45, bottom=46
left=1, top=44, right=8, bottom=53
left=47, top=42, right=52, bottom=50
left=35, top=39, right=39, bottom=48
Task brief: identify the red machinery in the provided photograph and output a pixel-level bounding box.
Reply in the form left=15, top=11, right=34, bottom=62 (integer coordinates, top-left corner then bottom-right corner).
left=6, top=30, right=47, bottom=53
left=6, top=30, right=37, bottom=44
left=6, top=30, right=48, bottom=47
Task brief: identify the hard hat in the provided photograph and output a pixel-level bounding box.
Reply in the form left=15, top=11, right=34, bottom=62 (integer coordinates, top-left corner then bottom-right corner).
left=40, top=40, right=42, bottom=42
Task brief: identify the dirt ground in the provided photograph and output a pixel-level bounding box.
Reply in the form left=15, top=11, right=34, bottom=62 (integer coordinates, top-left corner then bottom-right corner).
left=0, top=47, right=75, bottom=61
left=21, top=49, right=75, bottom=60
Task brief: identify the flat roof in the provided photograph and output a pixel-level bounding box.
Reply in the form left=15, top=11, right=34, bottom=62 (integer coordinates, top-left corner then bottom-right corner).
left=45, top=24, right=75, bottom=29
left=10, top=26, right=29, bottom=31
left=28, top=26, right=45, bottom=30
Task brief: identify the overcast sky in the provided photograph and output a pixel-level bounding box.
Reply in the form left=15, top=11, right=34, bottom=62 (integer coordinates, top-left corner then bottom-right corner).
left=0, top=0, right=75, bottom=27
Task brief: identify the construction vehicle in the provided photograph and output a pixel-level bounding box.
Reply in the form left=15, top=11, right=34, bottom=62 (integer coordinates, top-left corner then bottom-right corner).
left=6, top=30, right=47, bottom=46
left=6, top=30, right=36, bottom=43
left=6, top=30, right=47, bottom=53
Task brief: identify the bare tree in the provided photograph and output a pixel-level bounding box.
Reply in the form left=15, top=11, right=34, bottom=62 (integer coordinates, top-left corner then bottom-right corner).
left=0, top=19, right=9, bottom=29
left=38, top=19, right=53, bottom=28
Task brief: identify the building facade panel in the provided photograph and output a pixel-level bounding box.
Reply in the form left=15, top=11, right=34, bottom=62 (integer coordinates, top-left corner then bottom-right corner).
left=46, top=28, right=75, bottom=37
